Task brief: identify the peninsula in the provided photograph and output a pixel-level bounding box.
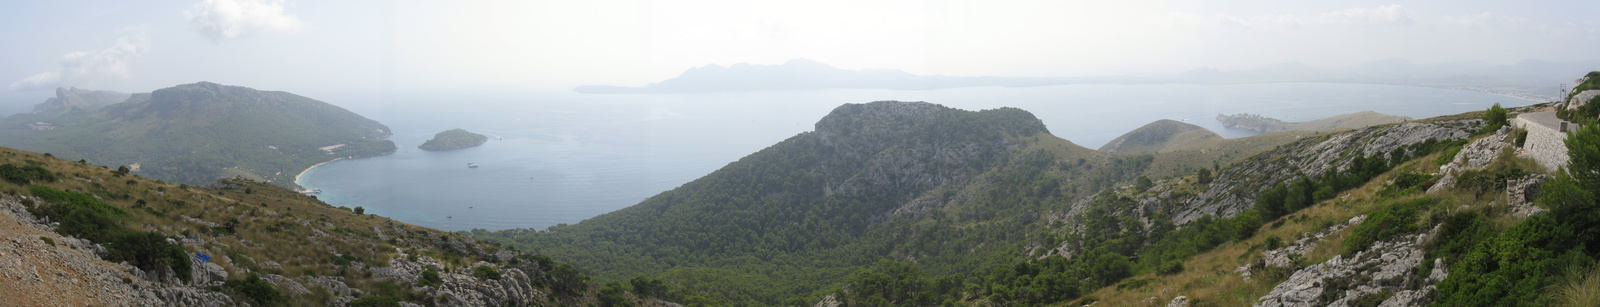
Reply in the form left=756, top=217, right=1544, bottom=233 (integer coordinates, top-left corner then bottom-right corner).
left=1216, top=111, right=1410, bottom=133
left=418, top=128, right=488, bottom=151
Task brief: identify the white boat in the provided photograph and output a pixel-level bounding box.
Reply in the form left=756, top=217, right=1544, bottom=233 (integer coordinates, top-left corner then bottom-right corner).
left=467, top=162, right=479, bottom=168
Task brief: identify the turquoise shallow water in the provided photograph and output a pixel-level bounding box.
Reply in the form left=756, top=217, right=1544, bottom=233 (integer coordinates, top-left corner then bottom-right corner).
left=298, top=83, right=1535, bottom=231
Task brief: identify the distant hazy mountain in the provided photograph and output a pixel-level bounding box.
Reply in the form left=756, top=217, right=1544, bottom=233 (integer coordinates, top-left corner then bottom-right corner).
left=579, top=58, right=1597, bottom=99
left=23, top=87, right=130, bottom=119
left=0, top=82, right=396, bottom=186
left=574, top=59, right=1082, bottom=93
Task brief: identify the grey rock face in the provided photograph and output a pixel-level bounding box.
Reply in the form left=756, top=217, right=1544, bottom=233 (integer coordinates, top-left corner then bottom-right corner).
left=0, top=196, right=235, bottom=306
left=1507, top=174, right=1550, bottom=217
left=262, top=274, right=311, bottom=294
left=1428, top=128, right=1513, bottom=193
left=1255, top=231, right=1445, bottom=307
left=1176, top=120, right=1476, bottom=224
left=1567, top=89, right=1599, bottom=110
left=1167, top=295, right=1190, bottom=307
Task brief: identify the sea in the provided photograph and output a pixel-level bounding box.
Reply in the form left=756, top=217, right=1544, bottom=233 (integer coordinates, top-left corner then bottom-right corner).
left=295, top=83, right=1537, bottom=232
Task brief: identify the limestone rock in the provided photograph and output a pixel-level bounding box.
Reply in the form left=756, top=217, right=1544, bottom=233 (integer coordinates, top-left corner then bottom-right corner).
left=812, top=294, right=841, bottom=307
left=1428, top=128, right=1512, bottom=193
left=1167, top=295, right=1190, bottom=307
left=1256, top=230, right=1444, bottom=307
left=1179, top=119, right=1476, bottom=224
left=1507, top=174, right=1550, bottom=217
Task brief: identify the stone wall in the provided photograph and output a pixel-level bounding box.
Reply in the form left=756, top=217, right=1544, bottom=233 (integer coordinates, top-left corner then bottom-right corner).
left=1510, top=116, right=1570, bottom=172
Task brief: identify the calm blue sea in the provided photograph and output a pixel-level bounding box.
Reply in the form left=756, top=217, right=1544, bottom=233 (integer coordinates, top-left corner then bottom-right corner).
left=297, top=83, right=1535, bottom=231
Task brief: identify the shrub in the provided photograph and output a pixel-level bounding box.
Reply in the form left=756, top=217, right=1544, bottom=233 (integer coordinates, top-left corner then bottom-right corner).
left=0, top=164, right=56, bottom=185
left=1345, top=198, right=1435, bottom=255
left=472, top=265, right=501, bottom=280
left=418, top=266, right=442, bottom=287
left=346, top=296, right=401, bottom=307
left=223, top=274, right=284, bottom=306
left=1156, top=260, right=1185, bottom=275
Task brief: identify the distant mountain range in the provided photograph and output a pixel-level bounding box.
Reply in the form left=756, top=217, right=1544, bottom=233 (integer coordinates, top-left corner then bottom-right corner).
left=0, top=82, right=395, bottom=186
left=577, top=58, right=1599, bottom=100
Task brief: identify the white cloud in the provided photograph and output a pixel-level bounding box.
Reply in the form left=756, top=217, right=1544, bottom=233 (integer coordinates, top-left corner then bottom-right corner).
left=185, top=0, right=304, bottom=42
left=10, top=27, right=150, bottom=91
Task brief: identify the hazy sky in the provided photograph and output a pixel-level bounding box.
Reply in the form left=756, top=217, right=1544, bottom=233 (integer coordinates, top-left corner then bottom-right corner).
left=1, top=0, right=1597, bottom=110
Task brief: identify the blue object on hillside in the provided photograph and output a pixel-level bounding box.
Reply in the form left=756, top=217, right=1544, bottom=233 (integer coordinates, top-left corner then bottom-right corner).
left=195, top=252, right=210, bottom=263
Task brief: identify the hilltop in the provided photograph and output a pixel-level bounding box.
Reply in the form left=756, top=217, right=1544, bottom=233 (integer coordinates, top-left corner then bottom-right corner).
left=418, top=129, right=489, bottom=151
left=0, top=82, right=396, bottom=188
left=1097, top=119, right=1220, bottom=154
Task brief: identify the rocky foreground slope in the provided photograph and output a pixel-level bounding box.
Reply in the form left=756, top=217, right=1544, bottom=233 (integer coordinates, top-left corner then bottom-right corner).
left=0, top=146, right=665, bottom=306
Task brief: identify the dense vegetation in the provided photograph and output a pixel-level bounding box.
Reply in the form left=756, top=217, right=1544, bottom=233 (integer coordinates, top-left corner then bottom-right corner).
left=474, top=101, right=1457, bottom=305
left=0, top=82, right=396, bottom=187
left=417, top=128, right=489, bottom=151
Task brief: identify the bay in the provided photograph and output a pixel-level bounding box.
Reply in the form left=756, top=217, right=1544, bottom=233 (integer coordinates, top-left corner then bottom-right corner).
left=298, top=83, right=1536, bottom=231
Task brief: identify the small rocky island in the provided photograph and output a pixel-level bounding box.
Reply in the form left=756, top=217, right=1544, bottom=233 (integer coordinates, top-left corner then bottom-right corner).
left=418, top=128, right=489, bottom=151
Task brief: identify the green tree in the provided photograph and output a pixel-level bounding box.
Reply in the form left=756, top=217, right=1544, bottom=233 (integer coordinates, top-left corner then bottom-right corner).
left=1482, top=103, right=1509, bottom=132
left=1196, top=168, right=1213, bottom=184
left=1543, top=118, right=1600, bottom=252
left=550, top=263, right=590, bottom=295
left=353, top=206, right=365, bottom=215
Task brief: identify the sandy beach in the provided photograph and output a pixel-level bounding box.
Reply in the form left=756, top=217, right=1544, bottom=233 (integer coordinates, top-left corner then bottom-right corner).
left=294, top=158, right=345, bottom=188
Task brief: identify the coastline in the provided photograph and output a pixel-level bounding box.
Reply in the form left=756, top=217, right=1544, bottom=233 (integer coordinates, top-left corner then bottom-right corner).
left=294, top=157, right=345, bottom=189
left=293, top=147, right=398, bottom=190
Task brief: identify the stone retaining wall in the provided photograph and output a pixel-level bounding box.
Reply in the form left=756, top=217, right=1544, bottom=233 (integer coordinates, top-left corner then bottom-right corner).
left=1511, top=115, right=1570, bottom=172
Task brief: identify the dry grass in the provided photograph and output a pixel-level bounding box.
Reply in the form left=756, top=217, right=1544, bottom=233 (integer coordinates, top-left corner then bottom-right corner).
left=0, top=147, right=523, bottom=305
left=1553, top=265, right=1600, bottom=307
left=1144, top=130, right=1323, bottom=178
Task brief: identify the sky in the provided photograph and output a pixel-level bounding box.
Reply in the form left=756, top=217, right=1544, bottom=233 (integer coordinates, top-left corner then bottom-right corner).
left=1, top=0, right=1597, bottom=112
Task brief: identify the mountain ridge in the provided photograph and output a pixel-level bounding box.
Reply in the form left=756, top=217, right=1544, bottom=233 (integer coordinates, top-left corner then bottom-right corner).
left=0, top=82, right=396, bottom=187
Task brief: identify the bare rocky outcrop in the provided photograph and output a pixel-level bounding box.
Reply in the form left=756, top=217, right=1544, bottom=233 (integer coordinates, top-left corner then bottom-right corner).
left=1427, top=128, right=1513, bottom=193
left=1175, top=120, right=1477, bottom=224
left=1566, top=89, right=1599, bottom=111
left=1255, top=231, right=1447, bottom=307
left=374, top=252, right=549, bottom=306
left=0, top=195, right=234, bottom=306
left=1507, top=174, right=1550, bottom=216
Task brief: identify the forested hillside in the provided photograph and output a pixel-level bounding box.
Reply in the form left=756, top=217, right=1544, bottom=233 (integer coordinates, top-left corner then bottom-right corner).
left=473, top=99, right=1547, bottom=306
left=0, top=82, right=396, bottom=187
